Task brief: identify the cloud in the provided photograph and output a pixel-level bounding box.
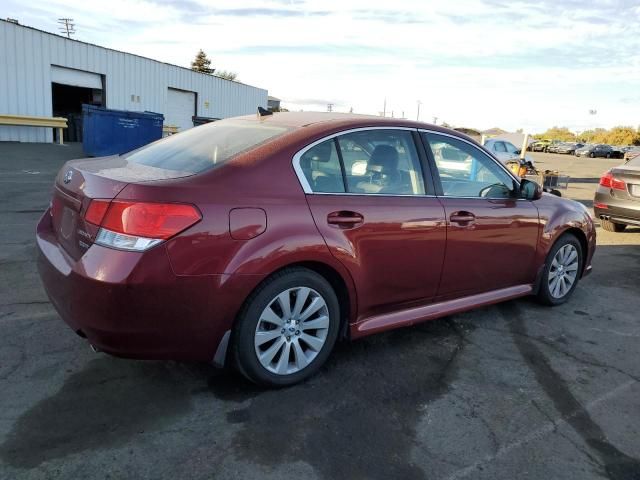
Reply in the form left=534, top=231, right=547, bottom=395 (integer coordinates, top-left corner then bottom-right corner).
left=4, top=0, right=640, bottom=131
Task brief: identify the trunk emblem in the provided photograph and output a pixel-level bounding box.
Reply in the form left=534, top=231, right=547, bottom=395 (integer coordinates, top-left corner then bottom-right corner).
left=63, top=170, right=73, bottom=184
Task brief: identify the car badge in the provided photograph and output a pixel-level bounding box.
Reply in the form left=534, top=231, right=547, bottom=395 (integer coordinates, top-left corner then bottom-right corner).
left=63, top=170, right=73, bottom=184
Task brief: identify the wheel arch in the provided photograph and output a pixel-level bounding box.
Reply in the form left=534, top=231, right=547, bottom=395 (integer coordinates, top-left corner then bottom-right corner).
left=556, top=227, right=589, bottom=277
left=216, top=259, right=356, bottom=367
left=257, top=261, right=354, bottom=338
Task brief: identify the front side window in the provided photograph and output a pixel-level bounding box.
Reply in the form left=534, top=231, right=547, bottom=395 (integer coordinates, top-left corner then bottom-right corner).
left=424, top=133, right=515, bottom=198
left=504, top=142, right=519, bottom=154
left=337, top=129, right=425, bottom=195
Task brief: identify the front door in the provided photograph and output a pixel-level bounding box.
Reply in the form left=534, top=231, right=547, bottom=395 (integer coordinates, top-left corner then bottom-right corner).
left=297, top=128, right=447, bottom=322
left=421, top=131, right=540, bottom=298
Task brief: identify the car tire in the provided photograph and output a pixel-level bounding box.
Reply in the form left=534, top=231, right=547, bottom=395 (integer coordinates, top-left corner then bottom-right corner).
left=589, top=152, right=595, bottom=158
left=601, top=218, right=626, bottom=232
left=232, top=267, right=341, bottom=387
left=537, top=233, right=583, bottom=306
left=606, top=153, right=611, bottom=159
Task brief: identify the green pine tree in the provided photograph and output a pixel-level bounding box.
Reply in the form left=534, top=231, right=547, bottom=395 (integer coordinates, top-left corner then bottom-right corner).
left=191, top=49, right=214, bottom=74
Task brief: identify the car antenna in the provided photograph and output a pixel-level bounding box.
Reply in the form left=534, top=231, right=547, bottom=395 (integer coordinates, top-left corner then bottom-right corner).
left=257, top=106, right=273, bottom=117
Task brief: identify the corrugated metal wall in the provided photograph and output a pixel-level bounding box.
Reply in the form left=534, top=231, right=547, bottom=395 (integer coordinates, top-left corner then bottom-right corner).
left=0, top=20, right=268, bottom=143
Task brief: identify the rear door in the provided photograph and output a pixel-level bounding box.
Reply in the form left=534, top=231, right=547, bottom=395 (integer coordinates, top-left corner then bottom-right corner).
left=421, top=131, right=540, bottom=298
left=297, top=128, right=446, bottom=322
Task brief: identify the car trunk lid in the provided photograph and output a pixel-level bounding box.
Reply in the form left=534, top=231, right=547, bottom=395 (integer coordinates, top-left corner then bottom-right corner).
left=610, top=165, right=640, bottom=201
left=51, top=155, right=193, bottom=259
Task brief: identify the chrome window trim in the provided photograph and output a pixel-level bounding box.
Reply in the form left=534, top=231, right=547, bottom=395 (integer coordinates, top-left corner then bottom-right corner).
left=292, top=126, right=418, bottom=195
left=291, top=126, right=526, bottom=201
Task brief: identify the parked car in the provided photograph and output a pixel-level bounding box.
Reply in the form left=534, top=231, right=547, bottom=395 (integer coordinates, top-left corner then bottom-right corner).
left=555, top=143, right=584, bottom=155
left=546, top=143, right=562, bottom=154
left=532, top=140, right=553, bottom=152
left=576, top=144, right=614, bottom=158
left=610, top=146, right=626, bottom=159
left=594, top=155, right=640, bottom=232
left=36, top=113, right=596, bottom=386
left=483, top=138, right=536, bottom=166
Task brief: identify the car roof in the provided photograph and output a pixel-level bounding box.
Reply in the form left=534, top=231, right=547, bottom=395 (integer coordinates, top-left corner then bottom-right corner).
left=229, top=111, right=467, bottom=139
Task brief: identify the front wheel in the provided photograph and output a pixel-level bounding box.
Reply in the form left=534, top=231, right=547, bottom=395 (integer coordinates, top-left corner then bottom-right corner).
left=233, top=268, right=340, bottom=387
left=537, top=234, right=583, bottom=306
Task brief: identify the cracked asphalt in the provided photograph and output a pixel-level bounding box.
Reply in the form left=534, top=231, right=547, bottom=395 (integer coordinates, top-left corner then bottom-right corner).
left=0, top=144, right=639, bottom=480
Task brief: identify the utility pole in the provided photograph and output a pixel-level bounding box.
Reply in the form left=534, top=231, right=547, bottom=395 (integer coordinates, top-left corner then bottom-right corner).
left=383, top=98, right=386, bottom=117
left=432, top=116, right=438, bottom=125
left=58, top=18, right=76, bottom=38
left=416, top=100, right=422, bottom=121
left=327, top=103, right=333, bottom=112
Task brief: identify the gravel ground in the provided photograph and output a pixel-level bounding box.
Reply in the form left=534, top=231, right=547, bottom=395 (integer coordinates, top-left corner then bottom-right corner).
left=0, top=144, right=638, bottom=480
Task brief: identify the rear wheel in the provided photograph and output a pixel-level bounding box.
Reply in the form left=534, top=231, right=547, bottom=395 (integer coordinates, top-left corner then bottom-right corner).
left=537, top=234, right=583, bottom=306
left=601, top=218, right=626, bottom=232
left=589, top=152, right=595, bottom=158
left=233, top=268, right=340, bottom=387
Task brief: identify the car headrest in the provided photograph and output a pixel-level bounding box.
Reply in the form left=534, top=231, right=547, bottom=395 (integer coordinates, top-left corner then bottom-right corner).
left=368, top=145, right=399, bottom=173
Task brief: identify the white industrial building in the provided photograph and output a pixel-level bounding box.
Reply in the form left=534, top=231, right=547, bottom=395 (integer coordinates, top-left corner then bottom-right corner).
left=0, top=19, right=268, bottom=143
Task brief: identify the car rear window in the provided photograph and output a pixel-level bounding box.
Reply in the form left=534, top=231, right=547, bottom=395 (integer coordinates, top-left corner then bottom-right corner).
left=124, top=120, right=290, bottom=173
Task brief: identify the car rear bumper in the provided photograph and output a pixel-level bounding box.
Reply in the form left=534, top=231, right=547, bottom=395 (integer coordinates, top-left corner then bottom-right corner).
left=593, top=191, right=640, bottom=225
left=36, top=210, right=263, bottom=363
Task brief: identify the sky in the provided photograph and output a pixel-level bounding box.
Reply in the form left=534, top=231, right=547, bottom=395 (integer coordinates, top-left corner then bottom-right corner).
left=3, top=0, right=640, bottom=133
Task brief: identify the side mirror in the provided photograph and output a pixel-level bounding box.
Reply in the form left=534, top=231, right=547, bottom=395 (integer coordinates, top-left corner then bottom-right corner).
left=514, top=149, right=521, bottom=155
left=520, top=178, right=543, bottom=200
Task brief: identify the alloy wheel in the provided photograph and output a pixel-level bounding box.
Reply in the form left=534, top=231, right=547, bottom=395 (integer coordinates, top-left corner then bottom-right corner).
left=548, top=244, right=579, bottom=298
left=254, top=287, right=330, bottom=375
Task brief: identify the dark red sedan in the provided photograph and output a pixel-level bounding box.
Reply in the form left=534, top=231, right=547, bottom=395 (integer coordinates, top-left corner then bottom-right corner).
left=37, top=112, right=596, bottom=386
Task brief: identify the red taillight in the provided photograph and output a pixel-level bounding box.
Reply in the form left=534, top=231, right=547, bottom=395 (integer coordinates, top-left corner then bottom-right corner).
left=85, top=200, right=201, bottom=239
left=85, top=199, right=110, bottom=225
left=599, top=171, right=626, bottom=191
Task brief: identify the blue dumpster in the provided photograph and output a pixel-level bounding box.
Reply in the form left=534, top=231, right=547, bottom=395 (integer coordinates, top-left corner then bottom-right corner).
left=82, top=105, right=164, bottom=157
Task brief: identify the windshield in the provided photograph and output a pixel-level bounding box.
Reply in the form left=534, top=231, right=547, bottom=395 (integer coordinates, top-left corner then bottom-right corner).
left=124, top=120, right=290, bottom=173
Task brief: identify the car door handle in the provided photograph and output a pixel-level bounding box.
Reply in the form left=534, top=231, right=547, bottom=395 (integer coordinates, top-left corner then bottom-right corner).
left=327, top=211, right=364, bottom=228
left=450, top=211, right=476, bottom=225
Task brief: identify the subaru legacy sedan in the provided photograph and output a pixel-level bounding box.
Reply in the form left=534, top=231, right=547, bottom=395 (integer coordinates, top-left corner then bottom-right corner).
left=37, top=112, right=595, bottom=386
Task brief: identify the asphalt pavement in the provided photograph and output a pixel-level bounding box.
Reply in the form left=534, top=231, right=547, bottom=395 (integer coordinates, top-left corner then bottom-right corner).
left=0, top=144, right=638, bottom=480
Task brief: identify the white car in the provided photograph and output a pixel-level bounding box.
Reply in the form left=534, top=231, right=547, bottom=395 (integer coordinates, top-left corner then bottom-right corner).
left=484, top=139, right=535, bottom=166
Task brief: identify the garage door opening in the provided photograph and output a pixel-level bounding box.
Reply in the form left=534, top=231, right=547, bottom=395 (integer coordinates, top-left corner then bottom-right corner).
left=50, top=65, right=104, bottom=143
left=52, top=83, right=103, bottom=143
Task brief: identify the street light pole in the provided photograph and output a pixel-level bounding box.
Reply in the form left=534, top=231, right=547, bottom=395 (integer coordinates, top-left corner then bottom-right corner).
left=416, top=100, right=422, bottom=121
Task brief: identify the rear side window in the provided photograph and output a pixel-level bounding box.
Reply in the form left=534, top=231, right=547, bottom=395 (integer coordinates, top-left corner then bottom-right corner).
left=125, top=120, right=290, bottom=173
left=299, top=139, right=346, bottom=193
left=337, top=130, right=425, bottom=195
left=297, top=129, right=426, bottom=195
left=493, top=141, right=507, bottom=153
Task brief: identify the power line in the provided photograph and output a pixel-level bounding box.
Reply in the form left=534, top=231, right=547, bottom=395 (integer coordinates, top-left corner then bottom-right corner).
left=58, top=18, right=76, bottom=38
